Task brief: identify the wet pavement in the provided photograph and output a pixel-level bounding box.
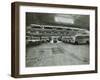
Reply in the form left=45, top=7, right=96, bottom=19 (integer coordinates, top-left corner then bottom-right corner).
left=26, top=42, right=89, bottom=67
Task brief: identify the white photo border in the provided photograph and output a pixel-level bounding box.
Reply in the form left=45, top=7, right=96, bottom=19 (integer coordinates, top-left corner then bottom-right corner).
left=19, top=5, right=96, bottom=75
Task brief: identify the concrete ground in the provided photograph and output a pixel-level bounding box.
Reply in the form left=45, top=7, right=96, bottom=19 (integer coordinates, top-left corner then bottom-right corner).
left=26, top=42, right=89, bottom=67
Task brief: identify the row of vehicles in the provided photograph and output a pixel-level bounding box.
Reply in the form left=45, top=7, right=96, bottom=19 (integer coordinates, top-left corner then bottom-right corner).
left=51, top=33, right=89, bottom=44
left=60, top=34, right=89, bottom=44
left=26, top=36, right=51, bottom=47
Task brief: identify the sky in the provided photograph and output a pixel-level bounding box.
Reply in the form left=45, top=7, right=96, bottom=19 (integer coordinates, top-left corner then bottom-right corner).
left=26, top=12, right=89, bottom=30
